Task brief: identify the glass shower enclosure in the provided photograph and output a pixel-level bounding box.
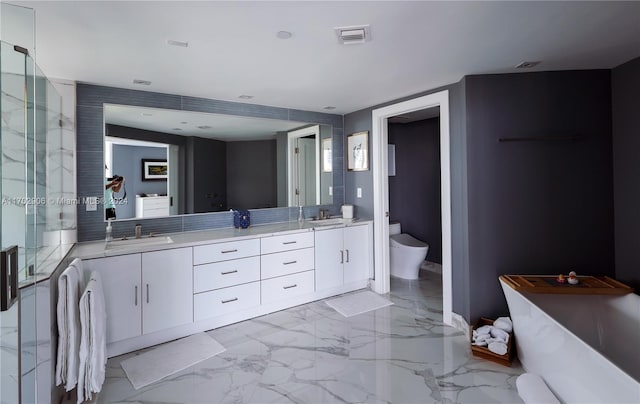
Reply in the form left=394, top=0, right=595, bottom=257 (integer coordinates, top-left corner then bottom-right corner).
left=1, top=3, right=73, bottom=402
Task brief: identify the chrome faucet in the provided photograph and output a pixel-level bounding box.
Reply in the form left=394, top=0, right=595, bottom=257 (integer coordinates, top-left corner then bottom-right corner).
left=319, top=208, right=330, bottom=220
left=135, top=224, right=142, bottom=239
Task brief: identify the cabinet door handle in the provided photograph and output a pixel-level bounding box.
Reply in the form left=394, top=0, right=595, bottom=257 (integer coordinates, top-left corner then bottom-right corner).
left=282, top=241, right=297, bottom=245
left=221, top=270, right=238, bottom=275
left=221, top=298, right=238, bottom=304
left=146, top=284, right=149, bottom=304
left=340, top=250, right=344, bottom=264
left=283, top=284, right=297, bottom=289
left=135, top=286, right=138, bottom=306
left=283, top=260, right=297, bottom=265
left=346, top=249, right=350, bottom=263
left=221, top=249, right=238, bottom=254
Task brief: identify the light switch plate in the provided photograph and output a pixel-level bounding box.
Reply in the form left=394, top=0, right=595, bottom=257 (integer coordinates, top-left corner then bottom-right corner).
left=357, top=187, right=362, bottom=198
left=85, top=196, right=97, bottom=211
left=329, top=186, right=333, bottom=196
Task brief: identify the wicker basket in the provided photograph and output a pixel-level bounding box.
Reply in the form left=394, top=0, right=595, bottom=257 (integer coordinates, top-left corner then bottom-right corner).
left=470, top=317, right=515, bottom=367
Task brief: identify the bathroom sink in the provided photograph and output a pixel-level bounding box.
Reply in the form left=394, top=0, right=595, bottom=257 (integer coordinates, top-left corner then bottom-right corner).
left=309, top=218, right=352, bottom=226
left=106, top=236, right=174, bottom=250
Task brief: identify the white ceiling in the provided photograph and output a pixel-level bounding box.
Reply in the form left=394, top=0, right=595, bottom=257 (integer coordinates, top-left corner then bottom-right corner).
left=11, top=1, right=640, bottom=115
left=104, top=104, right=310, bottom=141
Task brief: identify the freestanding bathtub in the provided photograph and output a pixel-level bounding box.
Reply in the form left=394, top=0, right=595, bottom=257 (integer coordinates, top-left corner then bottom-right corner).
left=500, top=277, right=640, bottom=403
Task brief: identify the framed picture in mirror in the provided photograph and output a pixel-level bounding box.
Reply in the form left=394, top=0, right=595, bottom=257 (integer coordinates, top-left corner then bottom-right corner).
left=347, top=131, right=369, bottom=171
left=142, top=159, right=168, bottom=181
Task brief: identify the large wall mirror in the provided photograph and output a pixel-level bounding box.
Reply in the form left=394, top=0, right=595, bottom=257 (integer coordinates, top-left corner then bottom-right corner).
left=103, top=104, right=333, bottom=221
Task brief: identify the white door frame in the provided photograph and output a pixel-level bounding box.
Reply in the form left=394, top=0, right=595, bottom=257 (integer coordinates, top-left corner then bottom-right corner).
left=371, top=90, right=453, bottom=326
left=287, top=125, right=321, bottom=206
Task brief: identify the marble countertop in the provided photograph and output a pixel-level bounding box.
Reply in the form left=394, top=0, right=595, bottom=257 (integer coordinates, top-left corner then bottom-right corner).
left=72, top=218, right=372, bottom=260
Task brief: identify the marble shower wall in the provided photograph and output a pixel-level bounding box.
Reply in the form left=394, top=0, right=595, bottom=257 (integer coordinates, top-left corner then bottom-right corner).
left=44, top=79, right=77, bottom=243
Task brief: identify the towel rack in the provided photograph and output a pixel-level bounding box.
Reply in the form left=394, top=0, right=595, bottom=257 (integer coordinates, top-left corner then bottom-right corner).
left=498, top=135, right=581, bottom=143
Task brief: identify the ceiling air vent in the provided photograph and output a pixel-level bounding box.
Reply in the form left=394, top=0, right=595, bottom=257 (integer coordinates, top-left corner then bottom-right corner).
left=335, top=25, right=370, bottom=45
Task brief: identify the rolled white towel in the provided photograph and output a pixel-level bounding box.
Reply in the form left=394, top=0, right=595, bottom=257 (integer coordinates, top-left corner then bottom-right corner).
left=474, top=334, right=491, bottom=342
left=494, top=317, right=513, bottom=333
left=490, top=327, right=510, bottom=343
left=516, top=373, right=560, bottom=404
left=488, top=341, right=508, bottom=355
left=475, top=325, right=492, bottom=335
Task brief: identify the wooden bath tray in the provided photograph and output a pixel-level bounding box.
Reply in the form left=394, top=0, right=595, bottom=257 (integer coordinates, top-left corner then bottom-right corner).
left=500, top=275, right=634, bottom=295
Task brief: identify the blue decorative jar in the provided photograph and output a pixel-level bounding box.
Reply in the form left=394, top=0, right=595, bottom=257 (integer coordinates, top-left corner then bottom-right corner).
left=233, top=210, right=250, bottom=229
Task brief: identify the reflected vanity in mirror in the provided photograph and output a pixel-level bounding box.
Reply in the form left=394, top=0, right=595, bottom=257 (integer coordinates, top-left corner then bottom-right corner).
left=103, top=104, right=333, bottom=221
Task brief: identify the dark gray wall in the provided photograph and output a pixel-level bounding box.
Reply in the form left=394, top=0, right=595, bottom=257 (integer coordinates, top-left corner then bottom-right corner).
left=344, top=81, right=470, bottom=319
left=612, top=56, right=640, bottom=291
left=112, top=144, right=167, bottom=219
left=226, top=140, right=277, bottom=210
left=189, top=137, right=227, bottom=213
left=465, top=70, right=615, bottom=321
left=76, top=83, right=343, bottom=241
left=388, top=118, right=442, bottom=264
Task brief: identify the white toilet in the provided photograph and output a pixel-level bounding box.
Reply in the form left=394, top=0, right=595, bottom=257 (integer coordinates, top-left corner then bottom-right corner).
left=389, top=222, right=429, bottom=280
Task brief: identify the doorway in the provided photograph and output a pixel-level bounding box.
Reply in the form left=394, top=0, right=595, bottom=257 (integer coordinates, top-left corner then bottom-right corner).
left=288, top=125, right=320, bottom=206
left=371, top=90, right=453, bottom=326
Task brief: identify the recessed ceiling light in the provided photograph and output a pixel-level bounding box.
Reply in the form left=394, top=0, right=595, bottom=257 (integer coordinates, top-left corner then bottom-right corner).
left=141, top=112, right=153, bottom=117
left=238, top=95, right=254, bottom=99
left=167, top=40, right=189, bottom=48
left=133, top=79, right=151, bottom=85
left=180, top=121, right=188, bottom=124
left=197, top=125, right=212, bottom=130
left=172, top=128, right=182, bottom=131
left=277, top=30, right=292, bottom=39
left=323, top=106, right=336, bottom=110
left=515, top=61, right=541, bottom=69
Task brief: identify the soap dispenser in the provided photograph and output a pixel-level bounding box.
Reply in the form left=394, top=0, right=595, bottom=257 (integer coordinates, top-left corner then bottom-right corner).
left=105, top=220, right=113, bottom=241
left=297, top=206, right=304, bottom=223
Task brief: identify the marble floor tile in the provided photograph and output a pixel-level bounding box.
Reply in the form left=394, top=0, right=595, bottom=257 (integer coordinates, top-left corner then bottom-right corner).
left=97, top=270, right=523, bottom=403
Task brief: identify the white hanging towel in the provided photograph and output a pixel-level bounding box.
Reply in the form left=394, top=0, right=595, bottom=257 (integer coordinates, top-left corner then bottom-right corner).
left=55, top=258, right=85, bottom=391
left=77, top=271, right=107, bottom=403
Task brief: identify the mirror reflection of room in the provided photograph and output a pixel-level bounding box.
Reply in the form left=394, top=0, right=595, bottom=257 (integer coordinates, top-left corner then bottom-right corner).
left=103, top=105, right=333, bottom=221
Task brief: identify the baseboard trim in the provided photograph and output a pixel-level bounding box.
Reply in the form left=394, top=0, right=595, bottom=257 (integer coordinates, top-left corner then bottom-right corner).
left=451, top=311, right=470, bottom=340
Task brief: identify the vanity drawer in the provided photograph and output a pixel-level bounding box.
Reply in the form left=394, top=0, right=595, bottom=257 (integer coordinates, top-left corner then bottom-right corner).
left=261, top=270, right=315, bottom=305
left=261, top=232, right=314, bottom=254
left=193, top=238, right=260, bottom=265
left=261, top=247, right=314, bottom=280
left=194, top=256, right=260, bottom=293
left=194, top=281, right=260, bottom=321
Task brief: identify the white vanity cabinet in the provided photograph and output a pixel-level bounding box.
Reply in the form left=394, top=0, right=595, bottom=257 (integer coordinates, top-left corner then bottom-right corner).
left=315, top=223, right=372, bottom=291
left=84, top=253, right=142, bottom=344
left=76, top=222, right=372, bottom=358
left=193, top=238, right=261, bottom=321
left=141, top=247, right=193, bottom=334
left=135, top=195, right=170, bottom=218
left=83, top=247, right=192, bottom=344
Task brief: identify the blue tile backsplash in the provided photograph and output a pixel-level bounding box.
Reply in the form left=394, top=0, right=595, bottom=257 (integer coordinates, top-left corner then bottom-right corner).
left=76, top=83, right=345, bottom=241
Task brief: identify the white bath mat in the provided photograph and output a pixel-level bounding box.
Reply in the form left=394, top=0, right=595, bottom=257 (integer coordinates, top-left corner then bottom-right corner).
left=121, top=333, right=225, bottom=390
left=325, top=290, right=393, bottom=317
